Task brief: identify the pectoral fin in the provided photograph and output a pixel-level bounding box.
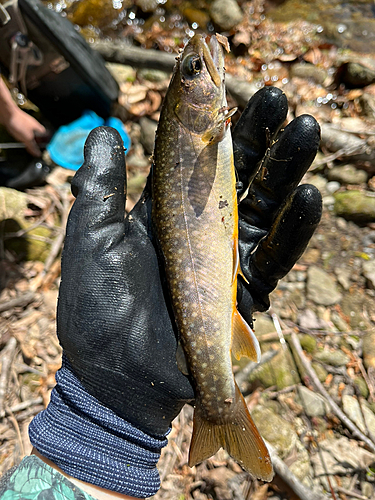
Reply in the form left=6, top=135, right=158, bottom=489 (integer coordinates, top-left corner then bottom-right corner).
left=232, top=309, right=261, bottom=362
left=232, top=242, right=248, bottom=284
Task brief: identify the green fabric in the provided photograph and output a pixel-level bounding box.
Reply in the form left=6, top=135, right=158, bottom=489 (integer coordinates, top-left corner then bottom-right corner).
left=0, top=455, right=97, bottom=500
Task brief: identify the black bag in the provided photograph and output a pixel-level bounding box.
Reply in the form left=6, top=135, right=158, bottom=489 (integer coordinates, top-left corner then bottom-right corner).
left=0, top=0, right=119, bottom=127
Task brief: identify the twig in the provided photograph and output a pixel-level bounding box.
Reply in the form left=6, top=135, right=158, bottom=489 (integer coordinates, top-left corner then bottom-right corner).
left=6, top=397, right=43, bottom=414
left=0, top=337, right=17, bottom=418
left=43, top=189, right=70, bottom=274
left=235, top=349, right=278, bottom=388
left=290, top=332, right=375, bottom=453
left=265, top=440, right=324, bottom=500
left=0, top=291, right=35, bottom=313
left=336, top=486, right=369, bottom=500
left=6, top=406, right=24, bottom=457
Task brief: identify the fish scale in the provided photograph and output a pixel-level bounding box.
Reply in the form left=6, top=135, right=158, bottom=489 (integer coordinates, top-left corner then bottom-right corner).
left=152, top=33, right=273, bottom=481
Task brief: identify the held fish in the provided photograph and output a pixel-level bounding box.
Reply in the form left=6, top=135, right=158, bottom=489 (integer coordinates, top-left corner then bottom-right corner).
left=152, top=34, right=273, bottom=481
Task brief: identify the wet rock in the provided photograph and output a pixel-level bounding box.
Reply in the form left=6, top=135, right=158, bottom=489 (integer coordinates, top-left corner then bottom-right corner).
left=363, top=259, right=375, bottom=289
left=297, top=386, right=329, bottom=417
left=209, top=0, right=243, bottom=31
left=290, top=62, right=327, bottom=85
left=313, top=348, right=350, bottom=367
left=139, top=117, right=157, bottom=156
left=327, top=164, right=368, bottom=185
left=362, top=330, right=375, bottom=369
left=334, top=190, right=375, bottom=223
left=306, top=266, right=342, bottom=306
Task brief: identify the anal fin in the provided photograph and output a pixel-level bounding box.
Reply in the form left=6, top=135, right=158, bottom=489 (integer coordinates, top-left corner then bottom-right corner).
left=232, top=309, right=261, bottom=362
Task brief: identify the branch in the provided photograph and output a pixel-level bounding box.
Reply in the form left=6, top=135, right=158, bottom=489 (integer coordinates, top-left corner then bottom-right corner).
left=290, top=332, right=375, bottom=453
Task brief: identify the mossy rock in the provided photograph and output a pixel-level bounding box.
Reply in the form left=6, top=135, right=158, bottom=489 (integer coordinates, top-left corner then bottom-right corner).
left=299, top=334, right=317, bottom=354
left=249, top=344, right=300, bottom=390
left=334, top=190, right=375, bottom=223
left=3, top=219, right=52, bottom=262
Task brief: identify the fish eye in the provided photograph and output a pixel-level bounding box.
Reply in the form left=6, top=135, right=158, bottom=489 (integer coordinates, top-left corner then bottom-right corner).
left=182, top=54, right=202, bottom=77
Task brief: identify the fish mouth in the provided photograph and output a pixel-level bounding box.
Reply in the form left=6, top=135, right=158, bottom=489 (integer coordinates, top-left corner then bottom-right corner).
left=202, top=35, right=224, bottom=88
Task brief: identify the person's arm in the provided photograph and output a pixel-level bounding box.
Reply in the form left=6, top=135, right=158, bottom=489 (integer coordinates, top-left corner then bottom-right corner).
left=0, top=77, right=46, bottom=156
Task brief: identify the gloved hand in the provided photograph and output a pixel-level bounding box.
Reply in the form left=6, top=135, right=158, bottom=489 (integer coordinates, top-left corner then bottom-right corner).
left=233, top=87, right=322, bottom=325
left=29, top=86, right=322, bottom=498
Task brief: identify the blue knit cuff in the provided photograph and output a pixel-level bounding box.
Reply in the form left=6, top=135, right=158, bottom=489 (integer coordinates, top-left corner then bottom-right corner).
left=29, top=356, right=168, bottom=498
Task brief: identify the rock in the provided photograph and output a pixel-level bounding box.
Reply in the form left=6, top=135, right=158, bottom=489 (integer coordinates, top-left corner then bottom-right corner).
left=361, top=400, right=375, bottom=441
left=327, top=164, right=368, bottom=185
left=251, top=406, right=297, bottom=459
left=338, top=62, right=375, bottom=88
left=311, top=436, right=375, bottom=491
left=297, top=386, right=330, bottom=417
left=342, top=395, right=366, bottom=433
left=106, top=63, right=136, bottom=84
left=299, top=333, right=317, bottom=354
left=252, top=313, right=276, bottom=338
left=334, top=190, right=375, bottom=223
left=326, top=181, right=341, bottom=194
left=362, top=330, right=375, bottom=369
left=305, top=174, right=328, bottom=195
left=363, top=259, right=375, bottom=288
left=252, top=406, right=313, bottom=484
left=139, top=117, right=157, bottom=156
left=137, top=68, right=170, bottom=82
left=334, top=266, right=352, bottom=290
left=290, top=62, right=327, bottom=84
left=0, top=187, right=27, bottom=221
left=298, top=309, right=326, bottom=330
left=248, top=345, right=300, bottom=390
left=209, top=0, right=243, bottom=31
left=313, top=347, right=350, bottom=367
left=306, top=266, right=342, bottom=306
left=361, top=481, right=373, bottom=499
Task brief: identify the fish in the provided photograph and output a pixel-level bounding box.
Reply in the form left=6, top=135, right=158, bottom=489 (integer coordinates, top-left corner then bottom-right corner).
left=152, top=33, right=273, bottom=481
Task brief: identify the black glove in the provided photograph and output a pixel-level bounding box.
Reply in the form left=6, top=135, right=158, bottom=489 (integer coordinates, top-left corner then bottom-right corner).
left=57, top=86, right=322, bottom=438
left=234, top=87, right=322, bottom=325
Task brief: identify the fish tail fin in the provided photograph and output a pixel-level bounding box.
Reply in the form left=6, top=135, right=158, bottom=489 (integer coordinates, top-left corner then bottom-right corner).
left=189, top=383, right=273, bottom=481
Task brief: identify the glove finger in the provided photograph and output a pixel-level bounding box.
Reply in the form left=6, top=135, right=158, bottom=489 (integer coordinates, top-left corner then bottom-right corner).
left=238, top=184, right=322, bottom=320
left=239, top=114, right=321, bottom=230
left=233, top=86, right=288, bottom=196
left=70, top=126, right=127, bottom=234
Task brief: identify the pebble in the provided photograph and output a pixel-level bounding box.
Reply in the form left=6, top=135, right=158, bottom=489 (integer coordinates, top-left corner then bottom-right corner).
left=297, top=386, right=330, bottom=417
left=306, top=265, right=342, bottom=306
left=342, top=395, right=366, bottom=433
left=334, top=190, right=375, bottom=223
left=209, top=0, right=243, bottom=30
left=362, top=259, right=375, bottom=289
left=327, top=164, right=368, bottom=185
left=313, top=348, right=350, bottom=367
left=362, top=330, right=375, bottom=369
left=326, top=181, right=341, bottom=193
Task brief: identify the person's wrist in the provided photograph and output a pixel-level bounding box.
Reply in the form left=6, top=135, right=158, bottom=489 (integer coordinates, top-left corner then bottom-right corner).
left=29, top=356, right=168, bottom=498
left=31, top=449, right=141, bottom=500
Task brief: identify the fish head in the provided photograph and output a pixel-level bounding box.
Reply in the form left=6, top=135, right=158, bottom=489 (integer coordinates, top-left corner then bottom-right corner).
left=170, top=34, right=235, bottom=142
